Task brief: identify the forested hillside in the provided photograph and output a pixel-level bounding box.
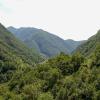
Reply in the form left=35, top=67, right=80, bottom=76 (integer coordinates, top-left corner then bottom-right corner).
left=0, top=46, right=100, bottom=100
left=0, top=23, right=44, bottom=64
left=0, top=23, right=100, bottom=100
left=75, top=30, right=100, bottom=56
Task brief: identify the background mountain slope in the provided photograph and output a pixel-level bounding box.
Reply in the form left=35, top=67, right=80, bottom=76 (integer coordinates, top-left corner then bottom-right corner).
left=8, top=27, right=84, bottom=57
left=65, top=39, right=85, bottom=52
left=8, top=27, right=69, bottom=57
left=75, top=30, right=100, bottom=56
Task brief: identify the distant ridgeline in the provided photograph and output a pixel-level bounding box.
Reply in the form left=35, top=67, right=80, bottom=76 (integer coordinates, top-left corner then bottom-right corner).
left=8, top=27, right=84, bottom=57
left=0, top=23, right=100, bottom=99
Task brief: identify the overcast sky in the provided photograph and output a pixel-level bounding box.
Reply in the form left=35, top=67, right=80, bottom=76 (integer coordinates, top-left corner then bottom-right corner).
left=0, top=0, right=100, bottom=40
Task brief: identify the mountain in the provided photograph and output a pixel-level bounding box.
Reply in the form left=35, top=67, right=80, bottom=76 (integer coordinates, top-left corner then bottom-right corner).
left=65, top=39, right=86, bottom=52
left=0, top=23, right=43, bottom=65
left=8, top=27, right=70, bottom=57
left=75, top=30, right=100, bottom=56
left=8, top=27, right=85, bottom=57
left=1, top=24, right=100, bottom=99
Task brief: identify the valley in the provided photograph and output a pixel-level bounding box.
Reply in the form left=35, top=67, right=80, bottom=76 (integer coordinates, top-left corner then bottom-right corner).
left=0, top=23, right=100, bottom=100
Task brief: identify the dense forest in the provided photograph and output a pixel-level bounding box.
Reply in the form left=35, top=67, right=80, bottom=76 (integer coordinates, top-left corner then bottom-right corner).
left=0, top=23, right=100, bottom=100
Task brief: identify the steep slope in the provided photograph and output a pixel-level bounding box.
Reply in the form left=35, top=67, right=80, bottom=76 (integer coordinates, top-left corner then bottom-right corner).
left=0, top=23, right=43, bottom=64
left=8, top=27, right=70, bottom=57
left=75, top=30, right=100, bottom=56
left=65, top=39, right=86, bottom=52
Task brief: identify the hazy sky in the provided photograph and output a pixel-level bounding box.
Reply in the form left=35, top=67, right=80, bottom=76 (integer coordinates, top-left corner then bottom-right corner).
left=0, top=0, right=100, bottom=40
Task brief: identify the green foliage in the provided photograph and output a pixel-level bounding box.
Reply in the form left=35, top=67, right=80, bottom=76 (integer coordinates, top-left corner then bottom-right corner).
left=71, top=52, right=85, bottom=72
left=76, top=30, right=100, bottom=56
left=37, top=92, right=54, bottom=100
left=0, top=23, right=44, bottom=65
left=0, top=50, right=100, bottom=100
left=0, top=23, right=100, bottom=100
left=91, top=45, right=100, bottom=67
left=48, top=53, right=73, bottom=75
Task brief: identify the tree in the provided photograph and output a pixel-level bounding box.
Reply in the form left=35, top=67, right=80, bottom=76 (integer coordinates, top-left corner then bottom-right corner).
left=38, top=92, right=54, bottom=100
left=71, top=52, right=85, bottom=72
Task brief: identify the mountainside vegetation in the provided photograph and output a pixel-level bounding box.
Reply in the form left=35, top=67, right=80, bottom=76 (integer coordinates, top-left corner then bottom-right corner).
left=0, top=46, right=100, bottom=100
left=0, top=23, right=43, bottom=84
left=0, top=23, right=100, bottom=100
left=0, top=24, right=43, bottom=64
left=8, top=27, right=83, bottom=57
left=75, top=30, right=100, bottom=56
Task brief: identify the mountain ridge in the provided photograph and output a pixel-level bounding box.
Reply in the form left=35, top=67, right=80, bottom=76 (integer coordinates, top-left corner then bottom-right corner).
left=8, top=26, right=85, bottom=57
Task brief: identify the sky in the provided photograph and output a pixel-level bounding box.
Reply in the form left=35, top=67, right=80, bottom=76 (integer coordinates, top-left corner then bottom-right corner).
left=0, top=0, right=100, bottom=40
